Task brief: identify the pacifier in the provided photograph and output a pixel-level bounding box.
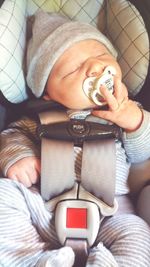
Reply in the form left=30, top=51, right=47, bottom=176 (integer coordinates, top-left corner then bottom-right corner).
left=83, top=66, right=116, bottom=106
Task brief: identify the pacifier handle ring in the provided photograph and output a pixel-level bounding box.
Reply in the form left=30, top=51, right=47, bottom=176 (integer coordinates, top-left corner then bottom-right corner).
left=91, top=90, right=105, bottom=106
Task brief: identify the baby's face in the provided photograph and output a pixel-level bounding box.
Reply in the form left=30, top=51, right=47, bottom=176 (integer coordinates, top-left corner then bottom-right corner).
left=45, top=39, right=122, bottom=109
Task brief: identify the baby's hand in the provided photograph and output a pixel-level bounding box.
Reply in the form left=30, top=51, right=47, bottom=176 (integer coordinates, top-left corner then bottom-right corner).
left=92, top=77, right=143, bottom=132
left=6, top=157, right=41, bottom=188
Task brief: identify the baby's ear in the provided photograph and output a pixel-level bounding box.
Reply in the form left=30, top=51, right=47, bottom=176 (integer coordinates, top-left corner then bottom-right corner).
left=42, top=94, right=51, bottom=101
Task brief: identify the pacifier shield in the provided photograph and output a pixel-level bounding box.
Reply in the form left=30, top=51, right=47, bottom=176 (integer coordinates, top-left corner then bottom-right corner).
left=83, top=66, right=116, bottom=106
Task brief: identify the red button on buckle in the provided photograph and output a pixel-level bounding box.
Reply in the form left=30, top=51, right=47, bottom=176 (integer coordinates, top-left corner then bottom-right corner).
left=66, top=208, right=87, bottom=229
left=55, top=200, right=101, bottom=246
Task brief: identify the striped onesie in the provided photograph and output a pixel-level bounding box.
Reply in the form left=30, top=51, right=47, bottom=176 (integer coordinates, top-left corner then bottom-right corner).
left=0, top=110, right=150, bottom=267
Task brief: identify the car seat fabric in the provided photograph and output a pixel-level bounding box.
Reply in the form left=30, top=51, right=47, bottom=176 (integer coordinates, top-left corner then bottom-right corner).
left=0, top=0, right=149, bottom=107
left=106, top=0, right=149, bottom=100
left=129, top=0, right=150, bottom=111
left=0, top=0, right=28, bottom=103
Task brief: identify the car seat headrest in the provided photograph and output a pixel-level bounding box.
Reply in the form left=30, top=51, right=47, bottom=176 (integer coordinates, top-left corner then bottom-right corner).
left=104, top=0, right=149, bottom=97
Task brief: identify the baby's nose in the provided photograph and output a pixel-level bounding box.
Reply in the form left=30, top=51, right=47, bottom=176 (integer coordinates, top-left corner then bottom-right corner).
left=85, top=58, right=104, bottom=77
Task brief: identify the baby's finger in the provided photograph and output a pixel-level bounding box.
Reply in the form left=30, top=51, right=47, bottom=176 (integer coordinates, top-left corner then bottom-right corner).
left=35, top=159, right=41, bottom=174
left=20, top=172, right=32, bottom=187
left=8, top=173, right=18, bottom=182
left=113, top=78, right=128, bottom=104
left=100, top=85, right=119, bottom=111
left=10, top=172, right=32, bottom=188
left=26, top=167, right=40, bottom=185
left=30, top=169, right=40, bottom=185
left=92, top=109, right=113, bottom=122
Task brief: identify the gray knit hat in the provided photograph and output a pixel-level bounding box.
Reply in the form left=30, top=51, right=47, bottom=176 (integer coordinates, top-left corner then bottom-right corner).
left=27, top=11, right=117, bottom=98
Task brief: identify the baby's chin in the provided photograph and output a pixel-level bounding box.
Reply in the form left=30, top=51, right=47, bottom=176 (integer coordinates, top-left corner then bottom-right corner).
left=64, top=97, right=97, bottom=110
left=66, top=102, right=96, bottom=111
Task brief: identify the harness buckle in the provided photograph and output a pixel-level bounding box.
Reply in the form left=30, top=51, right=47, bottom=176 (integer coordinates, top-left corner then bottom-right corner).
left=55, top=199, right=101, bottom=247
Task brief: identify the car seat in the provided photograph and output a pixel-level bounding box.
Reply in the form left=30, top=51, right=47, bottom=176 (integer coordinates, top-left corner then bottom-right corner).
left=0, top=0, right=150, bottom=229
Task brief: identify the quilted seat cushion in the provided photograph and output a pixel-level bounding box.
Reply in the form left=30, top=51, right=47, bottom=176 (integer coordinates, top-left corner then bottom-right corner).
left=0, top=0, right=27, bottom=103
left=0, top=0, right=149, bottom=103
left=106, top=0, right=149, bottom=96
left=0, top=0, right=105, bottom=103
left=27, top=0, right=105, bottom=27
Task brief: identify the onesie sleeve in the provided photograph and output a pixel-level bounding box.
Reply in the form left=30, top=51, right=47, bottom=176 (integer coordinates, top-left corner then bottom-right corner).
left=123, top=110, right=150, bottom=163
left=0, top=116, right=40, bottom=176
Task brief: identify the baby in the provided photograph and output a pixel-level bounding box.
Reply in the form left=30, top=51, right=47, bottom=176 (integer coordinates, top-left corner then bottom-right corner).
left=0, top=11, right=150, bottom=267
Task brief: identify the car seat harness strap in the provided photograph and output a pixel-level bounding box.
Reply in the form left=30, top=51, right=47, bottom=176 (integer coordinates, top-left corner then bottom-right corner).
left=38, top=110, right=120, bottom=266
